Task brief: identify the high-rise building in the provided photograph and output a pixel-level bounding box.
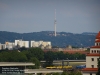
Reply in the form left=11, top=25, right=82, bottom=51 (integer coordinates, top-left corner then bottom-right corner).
left=5, top=42, right=15, bottom=50
left=31, top=41, right=42, bottom=47
left=15, top=39, right=29, bottom=48
left=0, top=44, right=6, bottom=50
left=31, top=41, right=52, bottom=49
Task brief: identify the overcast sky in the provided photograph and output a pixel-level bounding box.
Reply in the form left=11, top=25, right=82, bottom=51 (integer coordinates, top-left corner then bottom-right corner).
left=0, top=0, right=100, bottom=33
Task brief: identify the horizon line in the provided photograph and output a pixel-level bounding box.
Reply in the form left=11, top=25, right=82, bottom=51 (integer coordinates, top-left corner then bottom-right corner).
left=0, top=30, right=98, bottom=34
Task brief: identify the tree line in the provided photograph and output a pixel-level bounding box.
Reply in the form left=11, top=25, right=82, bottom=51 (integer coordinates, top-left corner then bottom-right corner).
left=0, top=48, right=86, bottom=68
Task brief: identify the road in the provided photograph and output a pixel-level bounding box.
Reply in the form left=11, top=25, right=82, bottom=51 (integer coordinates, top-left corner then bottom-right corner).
left=40, top=60, right=86, bottom=63
left=25, top=69, right=63, bottom=73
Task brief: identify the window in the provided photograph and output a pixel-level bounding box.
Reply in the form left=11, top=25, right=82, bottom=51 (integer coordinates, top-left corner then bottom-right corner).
left=94, top=50, right=96, bottom=53
left=91, top=58, right=94, bottom=61
left=97, top=50, right=100, bottom=53
left=97, top=58, right=99, bottom=61
left=97, top=50, right=99, bottom=53
left=97, top=43, right=98, bottom=46
left=91, top=65, right=94, bottom=68
left=92, top=50, right=93, bottom=53
left=90, top=73, right=92, bottom=75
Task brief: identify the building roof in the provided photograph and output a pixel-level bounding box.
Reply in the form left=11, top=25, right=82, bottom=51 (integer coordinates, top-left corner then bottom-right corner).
left=63, top=50, right=89, bottom=54
left=91, top=46, right=100, bottom=48
left=0, top=62, right=35, bottom=66
left=25, top=69, right=63, bottom=73
left=96, top=31, right=100, bottom=39
left=82, top=68, right=98, bottom=72
left=95, top=39, right=100, bottom=42
left=43, top=50, right=89, bottom=54
left=86, top=53, right=100, bottom=56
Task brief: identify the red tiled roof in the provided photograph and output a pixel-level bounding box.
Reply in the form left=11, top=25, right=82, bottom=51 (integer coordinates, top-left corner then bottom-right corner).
left=96, top=31, right=100, bottom=39
left=86, top=53, right=100, bottom=56
left=63, top=50, right=89, bottom=54
left=82, top=68, right=98, bottom=71
left=91, top=46, right=100, bottom=48
left=95, top=39, right=100, bottom=42
left=43, top=50, right=89, bottom=54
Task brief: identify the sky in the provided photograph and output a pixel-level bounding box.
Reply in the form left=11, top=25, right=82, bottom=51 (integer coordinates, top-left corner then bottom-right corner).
left=0, top=0, right=100, bottom=33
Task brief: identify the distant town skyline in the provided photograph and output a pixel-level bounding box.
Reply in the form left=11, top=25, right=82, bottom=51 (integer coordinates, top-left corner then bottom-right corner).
left=0, top=0, right=100, bottom=33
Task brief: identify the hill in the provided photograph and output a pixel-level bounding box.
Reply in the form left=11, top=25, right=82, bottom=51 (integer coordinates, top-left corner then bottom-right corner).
left=0, top=31, right=96, bottom=47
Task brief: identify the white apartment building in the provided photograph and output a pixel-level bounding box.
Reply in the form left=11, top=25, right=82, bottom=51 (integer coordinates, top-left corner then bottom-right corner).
left=15, top=40, right=29, bottom=48
left=31, top=41, right=52, bottom=49
left=31, top=41, right=43, bottom=47
left=0, top=43, right=6, bottom=50
left=82, top=31, right=100, bottom=75
left=41, top=41, right=52, bottom=49
left=0, top=40, right=51, bottom=50
left=5, top=42, right=15, bottom=50
left=0, top=43, right=2, bottom=50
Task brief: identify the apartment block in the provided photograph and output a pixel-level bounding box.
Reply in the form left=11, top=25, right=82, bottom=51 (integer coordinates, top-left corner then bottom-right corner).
left=31, top=41, right=52, bottom=49
left=15, top=40, right=29, bottom=48
left=5, top=42, right=15, bottom=50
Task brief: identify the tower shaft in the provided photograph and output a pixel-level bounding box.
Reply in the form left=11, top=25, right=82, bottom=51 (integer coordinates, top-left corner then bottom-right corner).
left=54, top=9, right=57, bottom=37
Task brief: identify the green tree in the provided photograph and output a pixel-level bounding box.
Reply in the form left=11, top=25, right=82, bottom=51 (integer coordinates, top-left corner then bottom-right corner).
left=75, top=71, right=82, bottom=75
left=61, top=72, right=68, bottom=75
left=53, top=52, right=58, bottom=60
left=69, top=72, right=74, bottom=75
left=57, top=51, right=65, bottom=60
left=52, top=72, right=60, bottom=75
left=0, top=50, right=27, bottom=62
left=46, top=73, right=51, bottom=75
left=27, top=47, right=44, bottom=61
left=37, top=73, right=42, bottom=75
left=74, top=53, right=80, bottom=60
left=28, top=74, right=33, bottom=75
left=9, top=50, right=27, bottom=62
left=0, top=51, right=10, bottom=61
left=44, top=51, right=54, bottom=67
left=29, top=57, right=40, bottom=69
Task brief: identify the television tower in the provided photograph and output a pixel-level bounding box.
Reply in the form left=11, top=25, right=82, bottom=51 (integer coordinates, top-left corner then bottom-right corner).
left=54, top=9, right=57, bottom=37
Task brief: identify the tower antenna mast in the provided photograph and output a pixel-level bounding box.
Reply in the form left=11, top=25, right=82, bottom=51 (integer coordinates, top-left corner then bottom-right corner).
left=54, top=9, right=57, bottom=37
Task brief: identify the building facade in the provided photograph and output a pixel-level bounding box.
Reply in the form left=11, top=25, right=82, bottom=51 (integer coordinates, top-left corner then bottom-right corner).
left=5, top=42, right=15, bottom=50
left=82, top=31, right=100, bottom=75
left=15, top=40, right=29, bottom=48
left=31, top=41, right=52, bottom=49
left=0, top=43, right=6, bottom=50
left=0, top=40, right=52, bottom=50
